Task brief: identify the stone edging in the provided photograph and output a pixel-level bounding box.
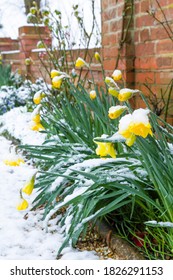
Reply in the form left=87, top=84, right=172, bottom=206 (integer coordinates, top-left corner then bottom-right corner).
left=95, top=220, right=145, bottom=260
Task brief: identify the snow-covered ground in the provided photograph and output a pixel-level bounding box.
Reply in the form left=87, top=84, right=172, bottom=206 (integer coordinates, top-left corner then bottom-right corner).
left=0, top=107, right=99, bottom=260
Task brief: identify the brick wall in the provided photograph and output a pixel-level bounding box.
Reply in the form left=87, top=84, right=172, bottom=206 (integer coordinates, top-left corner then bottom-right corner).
left=101, top=0, right=173, bottom=123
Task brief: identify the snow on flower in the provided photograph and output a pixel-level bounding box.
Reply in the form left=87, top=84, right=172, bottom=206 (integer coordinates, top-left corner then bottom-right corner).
left=89, top=90, right=97, bottom=100
left=118, top=108, right=152, bottom=146
left=118, top=88, right=139, bottom=102
left=75, top=57, right=87, bottom=68
left=108, top=105, right=127, bottom=119
left=112, top=69, right=122, bottom=81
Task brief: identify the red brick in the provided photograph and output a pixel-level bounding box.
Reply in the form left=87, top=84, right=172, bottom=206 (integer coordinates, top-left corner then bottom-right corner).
left=155, top=71, right=173, bottom=84
left=156, top=39, right=173, bottom=53
left=136, top=72, right=155, bottom=84
left=140, top=28, right=150, bottom=42
left=135, top=42, right=155, bottom=56
left=150, top=26, right=170, bottom=40
left=117, top=4, right=124, bottom=17
left=135, top=57, right=158, bottom=69
left=156, top=57, right=173, bottom=68
left=103, top=59, right=117, bottom=71
left=140, top=0, right=149, bottom=13
left=135, top=14, right=155, bottom=27
left=135, top=2, right=140, bottom=14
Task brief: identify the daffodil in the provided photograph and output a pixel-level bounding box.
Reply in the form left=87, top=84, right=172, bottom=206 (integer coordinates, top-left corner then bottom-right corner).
left=16, top=197, right=29, bottom=211
left=94, top=52, right=101, bottom=62
left=75, top=57, right=86, bottom=68
left=50, top=69, right=61, bottom=78
left=95, top=142, right=116, bottom=158
left=108, top=105, right=127, bottom=119
left=112, top=69, right=122, bottom=81
left=33, top=91, right=45, bottom=105
left=118, top=88, right=138, bottom=102
left=108, top=87, right=119, bottom=97
left=22, top=173, right=36, bottom=195
left=118, top=109, right=152, bottom=146
left=52, top=75, right=63, bottom=89
left=89, top=90, right=97, bottom=100
left=3, top=158, right=25, bottom=166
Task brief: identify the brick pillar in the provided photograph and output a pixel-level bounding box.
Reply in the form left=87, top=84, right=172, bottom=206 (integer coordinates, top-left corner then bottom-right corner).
left=101, top=0, right=135, bottom=87
left=18, top=25, right=52, bottom=79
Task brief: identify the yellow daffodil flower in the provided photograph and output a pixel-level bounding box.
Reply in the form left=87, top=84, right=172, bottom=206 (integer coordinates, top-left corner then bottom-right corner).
left=32, top=114, right=40, bottom=123
left=95, top=142, right=116, bottom=158
left=16, top=198, right=29, bottom=211
left=75, top=57, right=86, bottom=68
left=118, top=109, right=152, bottom=146
left=89, top=90, right=97, bottom=100
left=94, top=52, right=101, bottom=62
left=108, top=105, right=127, bottom=119
left=112, top=69, right=122, bottom=81
left=52, top=75, right=63, bottom=89
left=3, top=158, right=25, bottom=166
left=50, top=69, right=61, bottom=79
left=22, top=173, right=36, bottom=195
left=108, top=87, right=119, bottom=97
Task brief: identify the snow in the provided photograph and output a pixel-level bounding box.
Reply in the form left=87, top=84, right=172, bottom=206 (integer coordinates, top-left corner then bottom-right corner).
left=119, top=108, right=150, bottom=132
left=0, top=107, right=45, bottom=145
left=0, top=107, right=99, bottom=260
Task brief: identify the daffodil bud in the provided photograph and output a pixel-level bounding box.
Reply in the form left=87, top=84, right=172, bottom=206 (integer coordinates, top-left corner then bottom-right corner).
left=37, top=41, right=45, bottom=49
left=22, top=173, right=37, bottom=195
left=105, top=77, right=119, bottom=89
left=33, top=91, right=43, bottom=104
left=118, top=88, right=139, bottom=102
left=108, top=87, right=119, bottom=97
left=112, top=69, right=122, bottom=81
left=94, top=52, right=101, bottom=62
left=75, top=57, right=86, bottom=68
left=30, top=7, right=37, bottom=14
left=52, top=75, right=63, bottom=89
left=89, top=90, right=97, bottom=100
left=108, top=105, right=127, bottom=119
left=25, top=58, right=31, bottom=66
